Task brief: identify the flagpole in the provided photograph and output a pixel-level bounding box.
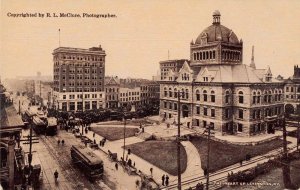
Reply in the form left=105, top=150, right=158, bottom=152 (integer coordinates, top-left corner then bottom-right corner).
left=59, top=29, right=61, bottom=47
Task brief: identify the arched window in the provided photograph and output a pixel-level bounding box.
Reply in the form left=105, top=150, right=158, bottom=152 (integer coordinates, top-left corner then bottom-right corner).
left=211, top=90, right=215, bottom=102
left=185, top=89, right=189, bottom=99
left=268, top=90, right=272, bottom=103
left=264, top=91, right=268, bottom=103
left=213, top=51, right=216, bottom=59
left=274, top=90, right=278, bottom=101
left=203, top=90, right=208, bottom=102
left=252, top=92, right=256, bottom=104
left=164, top=87, right=167, bottom=97
left=174, top=88, right=178, bottom=98
left=181, top=89, right=185, bottom=99
left=203, top=52, right=206, bottom=60
left=225, top=90, right=230, bottom=103
left=238, top=91, right=244, bottom=104
left=257, top=91, right=261, bottom=104
left=200, top=52, right=202, bottom=60
left=197, top=52, right=200, bottom=60
left=196, top=90, right=200, bottom=101
left=206, top=52, right=209, bottom=60
left=169, top=88, right=172, bottom=97
left=210, top=51, right=212, bottom=59
left=194, top=53, right=197, bottom=61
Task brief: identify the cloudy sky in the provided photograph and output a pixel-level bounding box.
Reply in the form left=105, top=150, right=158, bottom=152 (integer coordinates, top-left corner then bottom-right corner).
left=1, top=0, right=300, bottom=79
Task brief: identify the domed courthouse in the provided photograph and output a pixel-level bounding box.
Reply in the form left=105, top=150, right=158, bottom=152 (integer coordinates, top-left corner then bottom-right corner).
left=159, top=11, right=285, bottom=136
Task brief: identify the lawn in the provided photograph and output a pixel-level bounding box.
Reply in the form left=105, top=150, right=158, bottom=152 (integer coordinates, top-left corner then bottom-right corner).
left=97, top=119, right=153, bottom=126
left=190, top=136, right=284, bottom=173
left=91, top=127, right=139, bottom=141
left=126, top=141, right=187, bottom=176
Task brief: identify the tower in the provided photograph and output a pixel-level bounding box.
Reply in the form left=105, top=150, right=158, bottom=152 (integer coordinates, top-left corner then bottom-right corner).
left=250, top=46, right=256, bottom=69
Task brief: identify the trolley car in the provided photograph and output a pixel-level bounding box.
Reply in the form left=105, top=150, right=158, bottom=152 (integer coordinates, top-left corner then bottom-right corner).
left=46, top=117, right=57, bottom=136
left=70, top=145, right=104, bottom=181
left=32, top=116, right=47, bottom=134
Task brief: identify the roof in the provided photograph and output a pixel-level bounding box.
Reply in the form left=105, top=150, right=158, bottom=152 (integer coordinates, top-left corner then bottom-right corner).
left=71, top=145, right=103, bottom=165
left=195, top=12, right=240, bottom=45
left=191, top=64, right=281, bottom=83
left=195, top=24, right=239, bottom=45
left=0, top=105, right=24, bottom=130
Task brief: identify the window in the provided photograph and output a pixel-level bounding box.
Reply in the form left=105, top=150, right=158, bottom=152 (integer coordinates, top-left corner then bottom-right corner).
left=238, top=91, right=244, bottom=104
left=204, top=107, right=208, bottom=116
left=257, top=92, right=261, bottom=103
left=211, top=109, right=215, bottom=117
left=169, top=88, right=172, bottom=97
left=203, top=120, right=207, bottom=128
left=164, top=102, right=167, bottom=109
left=238, top=123, right=243, bottom=132
left=63, top=95, right=66, bottom=99
left=225, top=108, right=230, bottom=118
left=196, top=90, right=200, bottom=101
left=211, top=91, right=215, bottom=102
left=225, top=91, right=230, bottom=104
left=252, top=92, right=256, bottom=104
left=169, top=103, right=172, bottom=110
left=174, top=88, right=178, bottom=98
left=286, top=87, right=289, bottom=92
left=203, top=90, right=208, bottom=102
left=174, top=103, right=177, bottom=110
left=185, top=89, right=189, bottom=99
left=238, top=109, right=243, bottom=119
left=196, top=106, right=200, bottom=115
left=164, top=87, right=167, bottom=97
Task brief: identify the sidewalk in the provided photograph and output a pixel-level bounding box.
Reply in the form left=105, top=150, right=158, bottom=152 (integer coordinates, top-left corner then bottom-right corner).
left=85, top=130, right=174, bottom=187
left=21, top=129, right=73, bottom=190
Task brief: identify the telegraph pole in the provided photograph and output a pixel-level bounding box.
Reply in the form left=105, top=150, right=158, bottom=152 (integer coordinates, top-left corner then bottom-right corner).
left=206, top=124, right=211, bottom=190
left=123, top=114, right=126, bottom=161
left=177, top=91, right=182, bottom=190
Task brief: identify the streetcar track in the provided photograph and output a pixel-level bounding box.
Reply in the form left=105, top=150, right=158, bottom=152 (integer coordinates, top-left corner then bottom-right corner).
left=40, top=135, right=101, bottom=190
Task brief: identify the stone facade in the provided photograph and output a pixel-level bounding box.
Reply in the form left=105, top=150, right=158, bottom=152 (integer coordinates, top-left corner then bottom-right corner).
left=159, top=11, right=285, bottom=136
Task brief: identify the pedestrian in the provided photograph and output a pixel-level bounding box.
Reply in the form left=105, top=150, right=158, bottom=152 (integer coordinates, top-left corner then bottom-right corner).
left=94, top=139, right=96, bottom=144
left=162, top=174, right=165, bottom=186
left=165, top=175, right=169, bottom=186
left=240, top=160, right=243, bottom=166
left=115, top=162, right=118, bottom=170
left=150, top=167, right=153, bottom=176
left=54, top=170, right=59, bottom=182
left=85, top=141, right=87, bottom=147
left=126, top=154, right=128, bottom=161
left=61, top=139, right=65, bottom=146
left=93, top=132, right=95, bottom=138
left=57, top=139, right=60, bottom=146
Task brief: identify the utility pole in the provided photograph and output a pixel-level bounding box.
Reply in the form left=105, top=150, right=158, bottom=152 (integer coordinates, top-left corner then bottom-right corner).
left=123, top=115, right=126, bottom=161
left=177, top=91, right=181, bottom=190
left=206, top=124, right=212, bottom=190
left=19, top=100, right=21, bottom=115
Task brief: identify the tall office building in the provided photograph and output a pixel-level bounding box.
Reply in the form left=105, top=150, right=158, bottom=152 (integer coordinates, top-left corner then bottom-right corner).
left=53, top=45, right=106, bottom=111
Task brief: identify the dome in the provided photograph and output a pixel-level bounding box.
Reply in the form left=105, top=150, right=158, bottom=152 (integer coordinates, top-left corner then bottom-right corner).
left=213, top=10, right=221, bottom=16
left=195, top=11, right=240, bottom=45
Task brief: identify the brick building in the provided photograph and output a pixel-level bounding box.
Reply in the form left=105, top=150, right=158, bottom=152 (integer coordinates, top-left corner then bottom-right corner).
left=159, top=11, right=285, bottom=136
left=52, top=46, right=106, bottom=111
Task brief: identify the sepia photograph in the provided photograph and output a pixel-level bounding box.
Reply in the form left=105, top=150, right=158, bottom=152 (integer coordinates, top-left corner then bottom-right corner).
left=1, top=0, right=300, bottom=190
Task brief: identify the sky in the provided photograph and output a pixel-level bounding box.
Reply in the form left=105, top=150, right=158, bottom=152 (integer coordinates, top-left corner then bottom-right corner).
left=1, top=0, right=300, bottom=80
